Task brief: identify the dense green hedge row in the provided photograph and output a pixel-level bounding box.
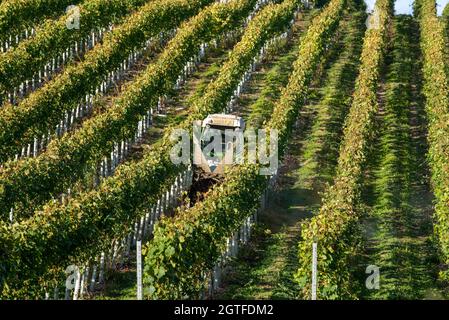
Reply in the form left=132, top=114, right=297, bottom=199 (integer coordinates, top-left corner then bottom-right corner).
left=0, top=0, right=154, bottom=95
left=143, top=0, right=346, bottom=299
left=415, top=0, right=449, bottom=280
left=0, top=0, right=286, bottom=298
left=0, top=0, right=84, bottom=43
left=0, top=0, right=213, bottom=163
left=295, top=0, right=394, bottom=300
left=0, top=0, right=243, bottom=219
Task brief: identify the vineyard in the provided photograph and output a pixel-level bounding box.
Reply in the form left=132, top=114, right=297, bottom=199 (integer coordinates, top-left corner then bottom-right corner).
left=0, top=0, right=448, bottom=301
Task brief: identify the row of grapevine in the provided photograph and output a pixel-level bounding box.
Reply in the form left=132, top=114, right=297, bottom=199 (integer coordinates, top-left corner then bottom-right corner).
left=0, top=0, right=258, bottom=219
left=295, top=0, right=394, bottom=300
left=296, top=8, right=366, bottom=187
left=0, top=0, right=84, bottom=44
left=58, top=4, right=281, bottom=298
left=143, top=0, right=346, bottom=299
left=0, top=0, right=214, bottom=163
left=0, top=0, right=157, bottom=96
left=186, top=10, right=318, bottom=297
left=0, top=0, right=265, bottom=297
left=0, top=0, right=279, bottom=298
left=69, top=1, right=298, bottom=299
left=366, top=15, right=424, bottom=299
left=2, top=26, right=113, bottom=106
left=415, top=0, right=449, bottom=281
left=61, top=0, right=281, bottom=299
left=8, top=30, right=177, bottom=161
left=65, top=168, right=196, bottom=300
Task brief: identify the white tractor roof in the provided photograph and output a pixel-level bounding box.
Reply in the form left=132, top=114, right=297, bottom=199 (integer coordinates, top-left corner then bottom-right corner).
left=202, top=114, right=245, bottom=130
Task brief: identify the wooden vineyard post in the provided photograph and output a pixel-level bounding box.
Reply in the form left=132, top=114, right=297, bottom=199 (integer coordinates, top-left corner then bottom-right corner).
left=137, top=239, right=143, bottom=300
left=311, top=242, right=317, bottom=300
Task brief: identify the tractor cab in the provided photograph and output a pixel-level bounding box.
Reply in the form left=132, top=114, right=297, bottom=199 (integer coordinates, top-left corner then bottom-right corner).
left=188, top=114, right=245, bottom=205
left=195, top=114, right=245, bottom=175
